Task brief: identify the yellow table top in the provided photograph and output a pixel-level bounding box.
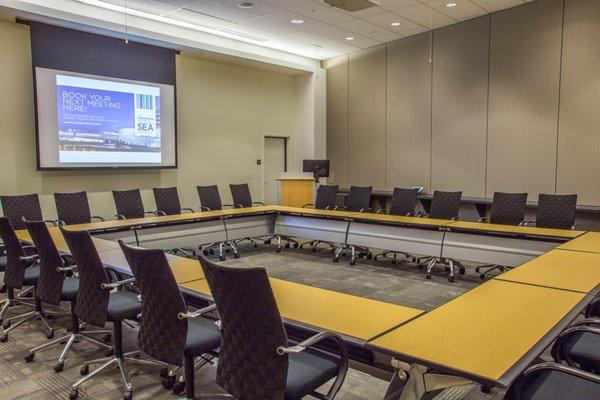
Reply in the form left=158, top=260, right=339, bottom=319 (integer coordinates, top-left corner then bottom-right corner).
left=369, top=280, right=586, bottom=383
left=181, top=277, right=423, bottom=341
left=98, top=249, right=204, bottom=284
left=557, top=231, right=600, bottom=253
left=447, top=221, right=584, bottom=239
left=15, top=227, right=120, bottom=253
left=495, top=249, right=600, bottom=293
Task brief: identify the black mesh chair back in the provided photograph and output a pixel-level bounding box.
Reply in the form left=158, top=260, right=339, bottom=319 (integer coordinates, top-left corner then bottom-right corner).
left=24, top=220, right=65, bottom=305
left=489, top=192, right=528, bottom=226
left=197, top=185, right=223, bottom=211
left=119, top=242, right=187, bottom=366
left=389, top=188, right=419, bottom=216
left=429, top=191, right=462, bottom=220
left=536, top=194, right=577, bottom=229
left=112, top=189, right=145, bottom=219
left=153, top=187, right=182, bottom=215
left=61, top=227, right=110, bottom=327
left=54, top=191, right=93, bottom=225
left=230, top=184, right=253, bottom=208
left=1, top=194, right=43, bottom=230
left=345, top=186, right=372, bottom=212
left=201, top=257, right=289, bottom=399
left=0, top=217, right=31, bottom=289
left=314, top=185, right=339, bottom=210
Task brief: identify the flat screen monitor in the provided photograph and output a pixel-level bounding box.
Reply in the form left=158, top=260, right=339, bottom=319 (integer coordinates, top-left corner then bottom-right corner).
left=303, top=159, right=330, bottom=178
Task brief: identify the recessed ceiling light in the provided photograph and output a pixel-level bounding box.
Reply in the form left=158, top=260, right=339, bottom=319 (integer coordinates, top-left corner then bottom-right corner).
left=239, top=1, right=254, bottom=9
left=290, top=18, right=304, bottom=24
left=390, top=21, right=401, bottom=27
left=446, top=2, right=457, bottom=7
left=345, top=36, right=355, bottom=41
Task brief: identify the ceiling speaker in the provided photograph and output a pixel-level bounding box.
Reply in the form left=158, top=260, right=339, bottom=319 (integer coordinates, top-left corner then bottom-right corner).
left=324, top=0, right=381, bottom=12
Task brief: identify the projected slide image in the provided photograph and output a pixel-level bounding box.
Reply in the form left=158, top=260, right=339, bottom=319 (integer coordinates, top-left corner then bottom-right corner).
left=56, top=74, right=162, bottom=163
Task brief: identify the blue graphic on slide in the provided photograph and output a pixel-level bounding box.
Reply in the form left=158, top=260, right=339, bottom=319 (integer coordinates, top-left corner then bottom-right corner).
left=56, top=74, right=162, bottom=163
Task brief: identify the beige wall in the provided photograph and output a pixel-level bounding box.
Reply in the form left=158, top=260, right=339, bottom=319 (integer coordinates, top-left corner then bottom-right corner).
left=0, top=19, right=315, bottom=220
left=325, top=0, right=600, bottom=205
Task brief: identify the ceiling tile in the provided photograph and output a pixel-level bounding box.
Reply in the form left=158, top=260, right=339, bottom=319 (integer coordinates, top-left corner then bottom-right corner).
left=184, top=1, right=260, bottom=23
left=469, top=0, right=525, bottom=12
left=154, top=0, right=201, bottom=8
left=362, top=10, right=422, bottom=32
left=263, top=10, right=327, bottom=32
left=335, top=18, right=391, bottom=37
left=278, top=2, right=355, bottom=24
left=370, top=31, right=405, bottom=42
left=207, top=0, right=283, bottom=18
left=380, top=0, right=420, bottom=10
left=427, top=0, right=487, bottom=21
left=393, top=3, right=456, bottom=28
left=343, top=37, right=382, bottom=49
left=239, top=16, right=305, bottom=36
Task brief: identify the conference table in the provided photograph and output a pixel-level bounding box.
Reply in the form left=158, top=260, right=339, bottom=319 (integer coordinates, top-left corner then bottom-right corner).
left=14, top=205, right=600, bottom=400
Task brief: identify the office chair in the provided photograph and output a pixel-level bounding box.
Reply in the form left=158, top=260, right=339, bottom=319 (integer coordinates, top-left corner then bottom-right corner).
left=197, top=185, right=239, bottom=260
left=300, top=184, right=339, bottom=252
left=551, top=318, right=600, bottom=374
left=63, top=233, right=166, bottom=400
left=416, top=190, right=463, bottom=282
left=200, top=257, right=349, bottom=400
left=1, top=193, right=56, bottom=230
left=373, top=187, right=419, bottom=264
left=119, top=243, right=221, bottom=400
left=476, top=192, right=528, bottom=279
left=0, top=220, right=69, bottom=343
left=524, top=194, right=578, bottom=230
left=152, top=187, right=196, bottom=257
left=22, top=220, right=111, bottom=372
left=54, top=191, right=105, bottom=225
left=0, top=217, right=39, bottom=331
left=112, top=189, right=157, bottom=220
left=333, top=186, right=373, bottom=266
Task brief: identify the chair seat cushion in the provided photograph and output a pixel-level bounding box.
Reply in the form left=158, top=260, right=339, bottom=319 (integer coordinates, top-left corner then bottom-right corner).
left=106, top=290, right=142, bottom=322
left=285, top=349, right=339, bottom=399
left=521, top=369, right=600, bottom=400
left=60, top=277, right=79, bottom=301
left=22, top=265, right=40, bottom=286
left=564, top=331, right=600, bottom=372
left=184, top=316, right=221, bottom=357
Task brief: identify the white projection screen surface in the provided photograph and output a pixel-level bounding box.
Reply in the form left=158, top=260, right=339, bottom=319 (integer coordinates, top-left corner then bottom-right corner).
left=35, top=67, right=177, bottom=169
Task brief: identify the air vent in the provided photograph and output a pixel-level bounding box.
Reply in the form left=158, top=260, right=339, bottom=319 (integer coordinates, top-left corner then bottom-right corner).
left=324, top=0, right=381, bottom=12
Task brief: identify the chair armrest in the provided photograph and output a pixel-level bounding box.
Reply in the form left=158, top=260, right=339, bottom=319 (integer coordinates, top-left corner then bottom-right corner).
left=552, top=324, right=600, bottom=365
left=200, top=206, right=211, bottom=211
left=452, top=216, right=460, bottom=221
left=115, top=214, right=126, bottom=220
left=101, top=277, right=136, bottom=290
left=376, top=209, right=388, bottom=214
left=419, top=212, right=430, bottom=218
left=44, top=219, right=59, bottom=227
left=177, top=304, right=218, bottom=320
left=520, top=220, right=535, bottom=226
left=302, top=203, right=315, bottom=208
left=180, top=208, right=194, bottom=213
left=513, top=362, right=600, bottom=400
left=91, top=216, right=106, bottom=222
left=57, top=265, right=77, bottom=272
left=253, top=202, right=265, bottom=206
left=571, top=317, right=600, bottom=328
left=571, top=223, right=579, bottom=230
left=233, top=204, right=244, bottom=208
left=19, top=254, right=39, bottom=262
left=147, top=211, right=161, bottom=216
left=478, top=216, right=490, bottom=223
left=57, top=220, right=66, bottom=226
left=222, top=204, right=234, bottom=209
left=585, top=296, right=600, bottom=318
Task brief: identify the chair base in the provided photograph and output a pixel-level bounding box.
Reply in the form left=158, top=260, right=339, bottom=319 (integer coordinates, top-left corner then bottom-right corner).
left=373, top=250, right=416, bottom=264
left=275, top=235, right=300, bottom=253
left=0, top=286, right=36, bottom=324
left=419, top=257, right=466, bottom=283
left=332, top=244, right=372, bottom=266
left=300, top=240, right=336, bottom=253
left=25, top=329, right=112, bottom=372
left=0, top=308, right=63, bottom=342
left=167, top=248, right=197, bottom=258
left=475, top=264, right=512, bottom=280
left=201, top=241, right=240, bottom=261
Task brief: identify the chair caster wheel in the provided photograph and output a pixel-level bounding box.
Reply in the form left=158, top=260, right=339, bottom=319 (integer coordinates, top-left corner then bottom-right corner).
left=373, top=256, right=378, bottom=261
left=123, top=389, right=133, bottom=400
left=69, top=389, right=79, bottom=400
left=202, top=250, right=209, bottom=256
left=480, top=274, right=486, bottom=280
left=366, top=253, right=373, bottom=260
left=293, top=243, right=299, bottom=248
left=448, top=276, right=455, bottom=282
left=392, top=260, right=397, bottom=265
left=350, top=260, right=356, bottom=266
left=159, top=366, right=169, bottom=377
left=24, top=353, right=35, bottom=363
left=225, top=249, right=230, bottom=254
left=253, top=243, right=258, bottom=248
left=172, top=381, right=185, bottom=395
left=3, top=320, right=10, bottom=329
left=54, top=362, right=64, bottom=373
left=332, top=257, right=339, bottom=263
left=444, top=266, right=450, bottom=272
left=234, top=253, right=240, bottom=259
left=475, top=267, right=480, bottom=272
left=411, top=257, right=416, bottom=263
left=425, top=274, right=432, bottom=280
left=162, top=375, right=175, bottom=390
left=459, top=267, right=465, bottom=275
left=311, top=248, right=316, bottom=252
left=285, top=243, right=290, bottom=249
left=481, top=385, right=491, bottom=393
left=0, top=334, right=7, bottom=342
left=80, top=365, right=90, bottom=375
left=208, top=249, right=214, bottom=255
left=265, top=239, right=272, bottom=245
left=219, top=256, right=226, bottom=262
left=103, top=334, right=112, bottom=342
left=276, top=248, right=282, bottom=253
left=47, top=330, right=54, bottom=339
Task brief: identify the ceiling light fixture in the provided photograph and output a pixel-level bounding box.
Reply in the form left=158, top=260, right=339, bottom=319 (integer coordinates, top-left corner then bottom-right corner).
left=446, top=2, right=457, bottom=7
left=239, top=1, right=255, bottom=9
left=390, top=21, right=401, bottom=27
left=290, top=18, right=304, bottom=24
left=345, top=36, right=354, bottom=41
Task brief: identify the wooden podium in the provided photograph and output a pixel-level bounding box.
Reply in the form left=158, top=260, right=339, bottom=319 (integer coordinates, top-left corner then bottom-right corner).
left=276, top=177, right=314, bottom=207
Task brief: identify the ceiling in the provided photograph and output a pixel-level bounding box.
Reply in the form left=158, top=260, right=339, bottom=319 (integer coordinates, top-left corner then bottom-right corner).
left=92, top=0, right=535, bottom=59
